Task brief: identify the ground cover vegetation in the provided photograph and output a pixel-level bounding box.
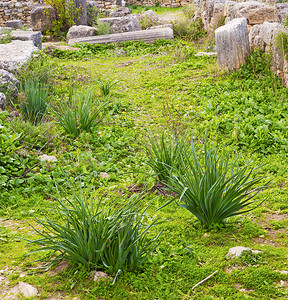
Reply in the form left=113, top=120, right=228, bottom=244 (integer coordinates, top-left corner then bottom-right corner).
left=0, top=23, right=288, bottom=299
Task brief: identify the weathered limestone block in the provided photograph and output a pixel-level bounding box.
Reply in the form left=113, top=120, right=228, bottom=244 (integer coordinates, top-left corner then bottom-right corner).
left=0, top=40, right=39, bottom=69
left=98, top=16, right=141, bottom=33
left=66, top=25, right=96, bottom=40
left=68, top=27, right=174, bottom=45
left=225, top=1, right=277, bottom=25
left=5, top=19, right=22, bottom=29
left=31, top=5, right=56, bottom=32
left=215, top=18, right=251, bottom=70
left=11, top=30, right=42, bottom=49
left=276, top=3, right=288, bottom=24
left=110, top=7, right=131, bottom=17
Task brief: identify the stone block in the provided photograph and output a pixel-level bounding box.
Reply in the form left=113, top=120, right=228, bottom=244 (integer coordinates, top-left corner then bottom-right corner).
left=66, top=25, right=96, bottom=40
left=5, top=19, right=22, bottom=29
left=11, top=30, right=42, bottom=49
left=31, top=5, right=55, bottom=32
left=215, top=18, right=251, bottom=70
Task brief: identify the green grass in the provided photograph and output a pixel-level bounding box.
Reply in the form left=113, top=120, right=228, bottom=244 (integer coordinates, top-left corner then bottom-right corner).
left=0, top=40, right=287, bottom=299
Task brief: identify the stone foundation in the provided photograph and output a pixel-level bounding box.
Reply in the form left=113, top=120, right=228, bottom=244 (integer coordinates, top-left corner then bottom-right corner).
left=0, top=0, right=44, bottom=27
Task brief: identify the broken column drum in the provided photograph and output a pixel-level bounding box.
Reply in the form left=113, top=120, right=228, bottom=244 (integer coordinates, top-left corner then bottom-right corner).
left=215, top=18, right=251, bottom=70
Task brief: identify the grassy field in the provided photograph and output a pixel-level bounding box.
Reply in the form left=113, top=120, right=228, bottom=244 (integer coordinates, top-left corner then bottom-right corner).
left=0, top=39, right=288, bottom=299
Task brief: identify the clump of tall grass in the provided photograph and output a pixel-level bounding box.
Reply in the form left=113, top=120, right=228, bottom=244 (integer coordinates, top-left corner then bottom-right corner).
left=95, top=77, right=118, bottom=97
left=52, top=87, right=107, bottom=138
left=146, top=133, right=268, bottom=229
left=165, top=135, right=267, bottom=228
left=28, top=189, right=162, bottom=283
left=20, top=79, right=49, bottom=125
left=145, top=133, right=189, bottom=182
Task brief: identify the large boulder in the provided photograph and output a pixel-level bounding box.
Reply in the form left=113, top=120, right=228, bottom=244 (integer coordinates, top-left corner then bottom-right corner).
left=0, top=69, right=19, bottom=99
left=31, top=5, right=56, bottom=32
left=0, top=40, right=39, bottom=69
left=66, top=25, right=96, bottom=40
left=11, top=31, right=42, bottom=49
left=97, top=16, right=141, bottom=33
left=215, top=18, right=251, bottom=70
left=224, top=1, right=277, bottom=25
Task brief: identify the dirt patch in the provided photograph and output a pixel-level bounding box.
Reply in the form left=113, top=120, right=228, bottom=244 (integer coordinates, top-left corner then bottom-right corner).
left=158, top=11, right=185, bottom=23
left=128, top=182, right=177, bottom=196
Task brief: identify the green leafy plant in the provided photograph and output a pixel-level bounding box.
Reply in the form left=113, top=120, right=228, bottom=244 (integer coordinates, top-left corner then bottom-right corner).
left=163, top=135, right=268, bottom=229
left=95, top=77, right=118, bottom=96
left=0, top=28, right=12, bottom=44
left=44, top=0, right=81, bottom=38
left=52, top=87, right=107, bottom=138
left=28, top=189, right=162, bottom=282
left=96, top=21, right=112, bottom=35
left=20, top=79, right=50, bottom=126
left=182, top=4, right=197, bottom=20
left=173, top=18, right=206, bottom=41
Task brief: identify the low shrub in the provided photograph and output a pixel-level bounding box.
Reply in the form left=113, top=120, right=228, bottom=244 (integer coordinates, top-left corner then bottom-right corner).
left=173, top=18, right=206, bottom=41
left=29, top=190, right=162, bottom=282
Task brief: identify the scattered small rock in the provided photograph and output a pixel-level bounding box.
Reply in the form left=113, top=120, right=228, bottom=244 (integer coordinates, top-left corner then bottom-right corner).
left=100, top=172, right=109, bottom=178
left=275, top=270, right=288, bottom=275
left=93, top=271, right=111, bottom=282
left=195, top=51, right=217, bottom=57
left=39, top=154, right=58, bottom=162
left=226, top=246, right=261, bottom=259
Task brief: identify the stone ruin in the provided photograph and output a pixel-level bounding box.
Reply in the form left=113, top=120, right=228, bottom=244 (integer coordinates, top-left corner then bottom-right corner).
left=195, top=0, right=288, bottom=86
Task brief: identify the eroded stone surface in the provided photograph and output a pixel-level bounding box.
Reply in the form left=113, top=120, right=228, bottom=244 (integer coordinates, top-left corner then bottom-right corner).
left=226, top=246, right=261, bottom=259
left=0, top=40, right=39, bottom=69
left=66, top=25, right=96, bottom=40
left=215, top=18, right=250, bottom=70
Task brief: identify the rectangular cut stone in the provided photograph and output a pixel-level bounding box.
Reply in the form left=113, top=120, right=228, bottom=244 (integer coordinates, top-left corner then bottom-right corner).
left=11, top=30, right=42, bottom=49
left=68, top=27, right=174, bottom=45
left=5, top=19, right=22, bottom=29
left=215, top=18, right=251, bottom=70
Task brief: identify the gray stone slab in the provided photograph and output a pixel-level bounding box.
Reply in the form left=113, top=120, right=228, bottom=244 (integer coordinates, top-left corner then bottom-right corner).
left=68, top=27, right=174, bottom=45
left=0, top=40, right=39, bottom=69
left=11, top=30, right=42, bottom=49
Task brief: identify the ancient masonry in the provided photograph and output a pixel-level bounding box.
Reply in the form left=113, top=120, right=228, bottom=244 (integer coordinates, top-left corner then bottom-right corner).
left=0, top=0, right=192, bottom=27
left=0, top=0, right=44, bottom=27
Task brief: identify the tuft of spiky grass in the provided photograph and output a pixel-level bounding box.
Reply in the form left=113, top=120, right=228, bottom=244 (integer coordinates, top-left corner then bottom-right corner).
left=52, top=87, right=107, bottom=138
left=163, top=135, right=268, bottom=229
left=145, top=133, right=189, bottom=182
left=28, top=189, right=162, bottom=283
left=20, top=79, right=49, bottom=125
left=95, top=77, right=118, bottom=96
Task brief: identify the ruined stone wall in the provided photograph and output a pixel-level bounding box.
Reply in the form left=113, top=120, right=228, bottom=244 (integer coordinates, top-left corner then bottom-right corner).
left=0, top=0, right=193, bottom=27
left=124, top=0, right=194, bottom=8
left=0, top=0, right=43, bottom=27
